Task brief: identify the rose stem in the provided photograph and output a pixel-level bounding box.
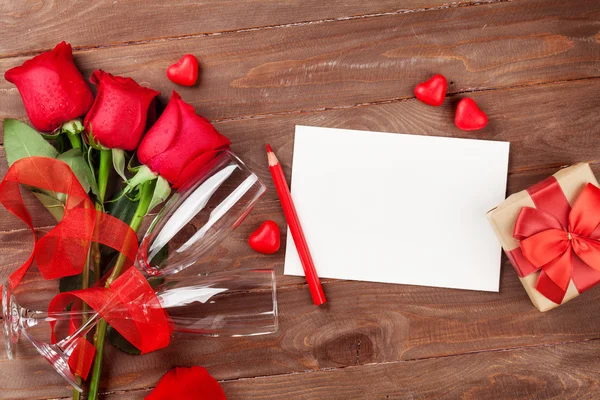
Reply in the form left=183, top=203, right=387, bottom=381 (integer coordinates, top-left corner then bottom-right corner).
left=61, top=120, right=86, bottom=400
left=93, top=149, right=112, bottom=281
left=72, top=148, right=112, bottom=400
left=87, top=179, right=155, bottom=400
left=63, top=119, right=83, bottom=150
left=72, top=248, right=93, bottom=400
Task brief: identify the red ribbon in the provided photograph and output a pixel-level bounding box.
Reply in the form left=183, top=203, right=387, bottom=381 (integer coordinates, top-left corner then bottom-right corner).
left=0, top=157, right=171, bottom=378
left=511, top=178, right=600, bottom=304
left=49, top=267, right=172, bottom=378
left=0, top=157, right=138, bottom=284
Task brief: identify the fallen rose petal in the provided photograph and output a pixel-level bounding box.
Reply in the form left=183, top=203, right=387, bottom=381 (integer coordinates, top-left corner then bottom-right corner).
left=145, top=366, right=226, bottom=400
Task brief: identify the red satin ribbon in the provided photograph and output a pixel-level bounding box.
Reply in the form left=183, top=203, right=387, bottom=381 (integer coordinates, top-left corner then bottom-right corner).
left=49, top=267, right=172, bottom=378
left=68, top=337, right=96, bottom=380
left=0, top=157, right=137, bottom=284
left=512, top=178, right=600, bottom=304
left=0, top=157, right=171, bottom=378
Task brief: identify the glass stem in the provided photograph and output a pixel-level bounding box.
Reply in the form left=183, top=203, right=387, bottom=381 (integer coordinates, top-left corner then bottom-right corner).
left=56, top=313, right=102, bottom=357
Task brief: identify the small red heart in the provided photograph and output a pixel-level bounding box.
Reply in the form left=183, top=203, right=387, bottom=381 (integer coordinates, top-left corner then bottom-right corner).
left=414, top=74, right=448, bottom=106
left=455, top=98, right=488, bottom=131
left=248, top=220, right=281, bottom=254
left=166, top=54, right=199, bottom=86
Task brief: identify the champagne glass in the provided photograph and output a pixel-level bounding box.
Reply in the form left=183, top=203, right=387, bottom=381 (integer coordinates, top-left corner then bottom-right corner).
left=2, top=150, right=270, bottom=391
left=138, top=150, right=267, bottom=276
left=3, top=269, right=278, bottom=392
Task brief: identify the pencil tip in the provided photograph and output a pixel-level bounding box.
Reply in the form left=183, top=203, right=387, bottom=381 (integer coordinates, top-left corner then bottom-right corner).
left=266, top=144, right=273, bottom=153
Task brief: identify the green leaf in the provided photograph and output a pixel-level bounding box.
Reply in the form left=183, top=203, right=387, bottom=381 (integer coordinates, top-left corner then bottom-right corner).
left=61, top=119, right=84, bottom=135
left=58, top=272, right=82, bottom=311
left=106, top=276, right=163, bottom=355
left=87, top=164, right=99, bottom=197
left=126, top=164, right=157, bottom=192
left=86, top=146, right=95, bottom=177
left=99, top=187, right=142, bottom=274
left=56, top=135, right=65, bottom=153
left=57, top=149, right=92, bottom=193
left=127, top=152, right=142, bottom=172
left=39, top=131, right=61, bottom=140
left=86, top=126, right=109, bottom=151
left=107, top=325, right=141, bottom=355
left=58, top=273, right=83, bottom=293
left=32, top=191, right=65, bottom=221
left=112, top=148, right=128, bottom=182
left=106, top=187, right=140, bottom=224
left=148, top=176, right=171, bottom=212
left=3, top=119, right=59, bottom=166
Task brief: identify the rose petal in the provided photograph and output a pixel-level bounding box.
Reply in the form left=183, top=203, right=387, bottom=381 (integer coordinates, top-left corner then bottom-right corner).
left=139, top=91, right=230, bottom=184
left=4, top=41, right=93, bottom=132
left=145, top=366, right=226, bottom=400
left=84, top=70, right=159, bottom=150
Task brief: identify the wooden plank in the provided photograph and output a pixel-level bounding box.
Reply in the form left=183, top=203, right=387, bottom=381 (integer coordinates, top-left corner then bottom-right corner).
left=1, top=69, right=600, bottom=399
left=0, top=0, right=480, bottom=58
left=1, top=77, right=598, bottom=286
left=2, top=220, right=600, bottom=398
left=1, top=76, right=599, bottom=236
left=1, top=0, right=599, bottom=123
left=3, top=162, right=600, bottom=290
left=2, top=265, right=600, bottom=398
left=3, top=163, right=598, bottom=289
left=104, top=340, right=600, bottom=400
left=0, top=77, right=598, bottom=239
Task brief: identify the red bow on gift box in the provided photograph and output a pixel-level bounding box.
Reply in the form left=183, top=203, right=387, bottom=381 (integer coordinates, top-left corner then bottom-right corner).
left=513, top=182, right=600, bottom=304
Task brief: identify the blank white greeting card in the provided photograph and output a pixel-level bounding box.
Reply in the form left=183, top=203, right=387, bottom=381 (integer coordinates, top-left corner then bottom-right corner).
left=284, top=126, right=510, bottom=292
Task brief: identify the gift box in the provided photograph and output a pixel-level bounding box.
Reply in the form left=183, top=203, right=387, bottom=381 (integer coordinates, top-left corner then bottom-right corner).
left=487, top=163, right=600, bottom=311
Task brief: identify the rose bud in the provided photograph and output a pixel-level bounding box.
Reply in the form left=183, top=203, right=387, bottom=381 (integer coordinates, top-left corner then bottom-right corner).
left=84, top=70, right=159, bottom=150
left=137, top=91, right=230, bottom=187
left=4, top=41, right=93, bottom=132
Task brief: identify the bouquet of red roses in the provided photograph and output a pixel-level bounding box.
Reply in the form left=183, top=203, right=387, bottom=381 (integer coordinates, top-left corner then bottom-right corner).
left=2, top=42, right=232, bottom=399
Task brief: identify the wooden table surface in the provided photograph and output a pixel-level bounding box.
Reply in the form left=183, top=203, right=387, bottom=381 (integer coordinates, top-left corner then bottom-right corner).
left=1, top=0, right=600, bottom=399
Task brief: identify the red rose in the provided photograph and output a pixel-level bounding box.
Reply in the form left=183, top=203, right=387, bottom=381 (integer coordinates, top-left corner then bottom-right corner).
left=84, top=70, right=159, bottom=150
left=138, top=91, right=230, bottom=186
left=145, top=366, right=226, bottom=400
left=4, top=41, right=93, bottom=132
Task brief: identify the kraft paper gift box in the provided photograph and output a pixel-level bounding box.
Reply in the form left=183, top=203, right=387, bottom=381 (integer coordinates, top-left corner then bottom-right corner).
left=487, top=163, right=600, bottom=312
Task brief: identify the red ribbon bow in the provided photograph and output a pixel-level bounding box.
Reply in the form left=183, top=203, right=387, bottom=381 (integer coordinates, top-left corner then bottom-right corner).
left=0, top=156, right=138, bottom=285
left=513, top=183, right=600, bottom=304
left=0, top=157, right=171, bottom=379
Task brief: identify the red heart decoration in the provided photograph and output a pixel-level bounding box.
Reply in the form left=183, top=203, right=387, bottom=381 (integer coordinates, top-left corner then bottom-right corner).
left=248, top=220, right=281, bottom=254
left=166, top=54, right=199, bottom=87
left=414, top=74, right=448, bottom=106
left=455, top=98, right=488, bottom=131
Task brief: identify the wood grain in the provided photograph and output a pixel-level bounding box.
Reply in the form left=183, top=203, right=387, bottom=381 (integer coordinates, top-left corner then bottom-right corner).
left=103, top=340, right=600, bottom=400
left=1, top=77, right=599, bottom=282
left=4, top=161, right=600, bottom=290
left=2, top=1, right=600, bottom=399
left=2, top=77, right=599, bottom=229
left=2, top=261, right=600, bottom=398
left=0, top=0, right=483, bottom=58
left=1, top=0, right=599, bottom=124
left=3, top=175, right=600, bottom=398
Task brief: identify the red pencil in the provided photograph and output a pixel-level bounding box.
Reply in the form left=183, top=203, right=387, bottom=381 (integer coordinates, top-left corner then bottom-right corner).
left=266, top=144, right=326, bottom=305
